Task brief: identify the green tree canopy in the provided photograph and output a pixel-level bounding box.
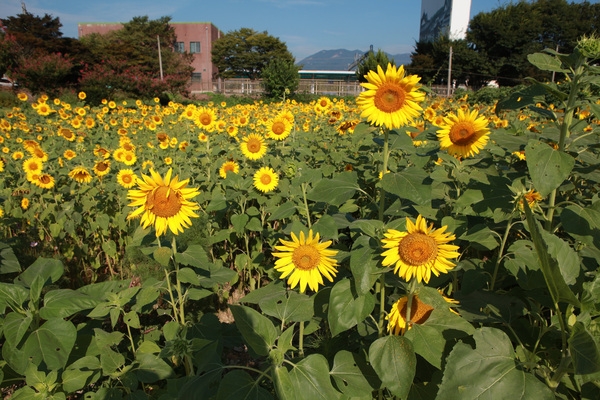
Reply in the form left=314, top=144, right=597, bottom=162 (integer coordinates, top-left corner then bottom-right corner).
left=355, top=49, right=395, bottom=83
left=261, top=58, right=300, bottom=99
left=211, top=28, right=294, bottom=80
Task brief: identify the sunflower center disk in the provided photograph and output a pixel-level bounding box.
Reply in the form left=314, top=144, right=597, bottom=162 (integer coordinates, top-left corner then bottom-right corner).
left=292, top=245, right=320, bottom=271
left=374, top=83, right=406, bottom=113
left=247, top=140, right=261, bottom=153
left=260, top=174, right=272, bottom=185
left=449, top=122, right=475, bottom=145
left=398, top=233, right=437, bottom=266
left=147, top=186, right=183, bottom=218
left=200, top=115, right=211, bottom=125
left=272, top=122, right=285, bottom=135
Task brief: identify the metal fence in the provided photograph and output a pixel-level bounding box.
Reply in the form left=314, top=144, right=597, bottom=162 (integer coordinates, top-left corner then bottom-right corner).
left=189, top=78, right=363, bottom=97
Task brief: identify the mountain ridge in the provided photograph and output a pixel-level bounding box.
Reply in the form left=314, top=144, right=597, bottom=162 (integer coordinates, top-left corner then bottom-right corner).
left=296, top=49, right=412, bottom=71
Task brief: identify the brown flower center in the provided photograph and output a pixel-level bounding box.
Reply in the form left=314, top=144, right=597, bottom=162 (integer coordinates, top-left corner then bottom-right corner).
left=39, top=174, right=52, bottom=184
left=96, top=162, right=109, bottom=172
left=199, top=113, right=212, bottom=125
left=121, top=174, right=133, bottom=184
left=374, top=83, right=406, bottom=113
left=260, top=173, right=272, bottom=185
left=246, top=138, right=262, bottom=153
left=449, top=122, right=476, bottom=145
left=398, top=233, right=437, bottom=266
left=223, top=163, right=235, bottom=173
left=272, top=121, right=286, bottom=135
left=292, top=245, right=320, bottom=271
left=146, top=186, right=182, bottom=218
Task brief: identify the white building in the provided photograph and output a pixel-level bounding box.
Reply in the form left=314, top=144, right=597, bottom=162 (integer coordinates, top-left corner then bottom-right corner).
left=420, top=0, right=472, bottom=43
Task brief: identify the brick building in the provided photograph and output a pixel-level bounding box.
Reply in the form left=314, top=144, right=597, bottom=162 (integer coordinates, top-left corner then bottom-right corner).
left=78, top=22, right=221, bottom=91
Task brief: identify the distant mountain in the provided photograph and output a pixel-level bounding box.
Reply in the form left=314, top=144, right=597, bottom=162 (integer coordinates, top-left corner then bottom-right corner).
left=296, top=49, right=412, bottom=71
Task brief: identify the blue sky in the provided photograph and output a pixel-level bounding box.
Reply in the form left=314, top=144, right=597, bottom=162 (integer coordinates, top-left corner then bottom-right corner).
left=1, top=0, right=598, bottom=61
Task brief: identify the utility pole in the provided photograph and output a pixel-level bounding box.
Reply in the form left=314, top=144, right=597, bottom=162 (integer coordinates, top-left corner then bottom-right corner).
left=157, top=35, right=164, bottom=81
left=446, top=46, right=453, bottom=97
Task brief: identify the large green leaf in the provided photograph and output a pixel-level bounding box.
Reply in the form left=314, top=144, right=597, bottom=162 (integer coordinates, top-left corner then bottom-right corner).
left=39, top=289, right=100, bottom=319
left=20, top=319, right=77, bottom=372
left=569, top=322, right=600, bottom=375
left=560, top=205, right=600, bottom=248
left=307, top=172, right=359, bottom=207
left=3, top=312, right=33, bottom=348
left=368, top=335, right=416, bottom=399
left=216, top=370, right=273, bottom=400
left=381, top=167, right=432, bottom=206
left=176, top=244, right=210, bottom=268
left=62, top=356, right=102, bottom=393
left=330, top=350, right=379, bottom=397
left=527, top=52, right=569, bottom=73
left=349, top=235, right=380, bottom=296
left=437, top=327, right=554, bottom=399
left=14, top=257, right=64, bottom=289
left=523, top=202, right=580, bottom=306
left=259, top=290, right=314, bottom=324
left=134, top=353, right=175, bottom=383
left=286, top=354, right=342, bottom=400
left=230, top=305, right=278, bottom=356
left=328, top=279, right=375, bottom=337
left=525, top=140, right=575, bottom=197
left=0, top=242, right=21, bottom=274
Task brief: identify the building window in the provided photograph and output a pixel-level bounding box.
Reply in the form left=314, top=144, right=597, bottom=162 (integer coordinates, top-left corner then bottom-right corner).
left=190, top=42, right=201, bottom=53
left=191, top=73, right=202, bottom=82
left=174, top=42, right=184, bottom=53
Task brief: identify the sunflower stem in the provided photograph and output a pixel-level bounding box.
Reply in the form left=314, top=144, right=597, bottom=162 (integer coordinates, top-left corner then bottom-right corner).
left=299, top=322, right=305, bottom=357
left=405, top=278, right=418, bottom=329
left=172, top=236, right=186, bottom=326
left=490, top=217, right=514, bottom=291
left=377, top=129, right=390, bottom=337
left=301, top=182, right=312, bottom=228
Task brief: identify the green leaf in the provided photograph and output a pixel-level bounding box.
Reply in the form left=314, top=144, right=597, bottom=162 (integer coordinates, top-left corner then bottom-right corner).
left=525, top=140, right=575, bottom=196
left=307, top=172, right=359, bottom=207
left=39, top=289, right=100, bottom=319
left=0, top=242, right=21, bottom=274
left=0, top=282, right=29, bottom=311
left=267, top=201, right=298, bottom=221
left=561, top=205, right=600, bottom=247
left=231, top=213, right=249, bottom=233
left=153, top=247, right=173, bottom=267
left=100, top=347, right=125, bottom=375
left=176, top=244, right=210, bottom=268
left=381, top=168, right=432, bottom=206
left=101, top=239, right=117, bottom=258
left=177, top=267, right=200, bottom=285
left=216, top=370, right=273, bottom=400
left=3, top=312, right=33, bottom=347
left=330, top=350, right=379, bottom=397
left=230, top=305, right=278, bottom=356
left=20, top=318, right=77, bottom=371
left=527, top=52, right=569, bottom=72
left=523, top=201, right=580, bottom=306
left=349, top=235, right=380, bottom=296
left=540, top=229, right=580, bottom=285
left=437, top=327, right=555, bottom=399
left=368, top=335, right=416, bottom=399
left=286, top=354, right=342, bottom=400
left=14, top=257, right=64, bottom=288
left=273, top=364, right=297, bottom=400
left=259, top=290, right=314, bottom=324
left=241, top=281, right=288, bottom=304
left=134, top=353, right=175, bottom=383
left=459, top=224, right=499, bottom=250
left=62, top=356, right=102, bottom=393
left=124, top=310, right=141, bottom=329
left=569, top=322, right=600, bottom=375
left=328, top=279, right=375, bottom=337
left=311, top=214, right=338, bottom=239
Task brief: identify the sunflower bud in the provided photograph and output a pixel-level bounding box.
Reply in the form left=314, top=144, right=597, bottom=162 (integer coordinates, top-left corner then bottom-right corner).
left=576, top=34, right=600, bottom=59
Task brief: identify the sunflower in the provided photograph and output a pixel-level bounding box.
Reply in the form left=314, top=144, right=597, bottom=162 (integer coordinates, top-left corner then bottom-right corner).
left=241, top=133, right=267, bottom=160
left=435, top=108, right=491, bottom=158
left=0, top=207, right=3, bottom=218
left=387, top=294, right=434, bottom=335
left=266, top=116, right=292, bottom=141
left=219, top=160, right=240, bottom=178
left=21, top=198, right=29, bottom=210
left=23, top=157, right=43, bottom=175
left=127, top=168, right=201, bottom=236
left=63, top=149, right=77, bottom=160
left=33, top=173, right=55, bottom=189
left=17, top=92, right=28, bottom=102
left=117, top=169, right=137, bottom=188
left=93, top=160, right=111, bottom=177
left=381, top=215, right=460, bottom=284
left=69, top=166, right=93, bottom=183
left=272, top=229, right=339, bottom=293
left=59, top=127, right=76, bottom=141
left=356, top=63, right=425, bottom=130
left=195, top=107, right=217, bottom=130
left=253, top=166, right=279, bottom=193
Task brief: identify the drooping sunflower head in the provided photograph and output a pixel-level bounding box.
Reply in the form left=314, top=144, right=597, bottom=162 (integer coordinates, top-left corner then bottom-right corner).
left=240, top=133, right=267, bottom=160
left=435, top=108, right=491, bottom=159
left=69, top=166, right=93, bottom=184
left=381, top=215, right=460, bottom=284
left=386, top=294, right=433, bottom=335
left=253, top=166, right=279, bottom=193
left=33, top=173, right=55, bottom=189
left=356, top=63, right=425, bottom=130
left=93, top=160, right=111, bottom=177
left=272, top=229, right=339, bottom=293
left=127, top=168, right=201, bottom=237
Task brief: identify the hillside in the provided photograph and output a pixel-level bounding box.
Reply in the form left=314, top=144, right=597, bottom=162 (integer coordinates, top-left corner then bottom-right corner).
left=296, top=49, right=412, bottom=71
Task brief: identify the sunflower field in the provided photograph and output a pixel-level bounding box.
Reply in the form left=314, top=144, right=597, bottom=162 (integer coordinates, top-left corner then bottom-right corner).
left=0, top=44, right=600, bottom=400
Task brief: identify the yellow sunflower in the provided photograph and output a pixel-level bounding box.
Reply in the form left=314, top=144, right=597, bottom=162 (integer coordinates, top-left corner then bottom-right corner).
left=241, top=133, right=267, bottom=160
left=33, top=173, right=55, bottom=189
left=117, top=169, right=137, bottom=188
left=93, top=160, right=111, bottom=177
left=272, top=229, right=339, bottom=293
left=0, top=207, right=3, bottom=218
left=387, top=294, right=434, bottom=335
left=68, top=166, right=93, bottom=183
left=266, top=116, right=292, bottom=141
left=356, top=63, right=425, bottom=130
left=195, top=107, right=217, bottom=130
left=127, top=168, right=201, bottom=236
left=21, top=198, right=29, bottom=210
left=435, top=108, right=491, bottom=158
left=23, top=157, right=43, bottom=175
left=253, top=166, right=279, bottom=193
left=219, top=160, right=240, bottom=178
left=63, top=149, right=77, bottom=160
left=381, top=215, right=460, bottom=284
left=17, top=92, right=28, bottom=102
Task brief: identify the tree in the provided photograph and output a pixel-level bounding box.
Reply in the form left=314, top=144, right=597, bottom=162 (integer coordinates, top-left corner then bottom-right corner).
left=261, top=58, right=300, bottom=99
left=355, top=49, right=395, bottom=83
left=211, top=28, right=294, bottom=80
